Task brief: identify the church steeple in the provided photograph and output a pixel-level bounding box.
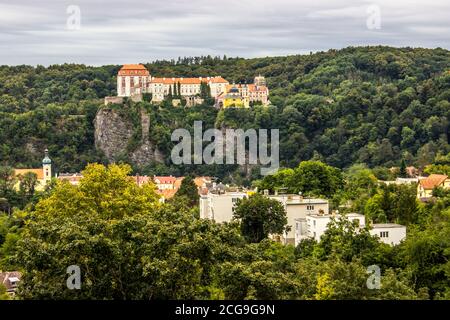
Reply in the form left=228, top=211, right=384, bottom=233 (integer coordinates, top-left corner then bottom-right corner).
left=42, top=148, right=51, bottom=165
left=42, top=148, right=52, bottom=183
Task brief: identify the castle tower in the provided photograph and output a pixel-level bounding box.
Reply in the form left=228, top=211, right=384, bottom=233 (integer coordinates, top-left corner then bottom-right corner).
left=117, top=64, right=150, bottom=97
left=42, top=149, right=52, bottom=184
left=254, top=75, right=266, bottom=87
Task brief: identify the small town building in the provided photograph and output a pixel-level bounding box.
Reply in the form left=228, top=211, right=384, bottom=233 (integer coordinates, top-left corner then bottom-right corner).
left=153, top=176, right=178, bottom=190
left=417, top=174, right=450, bottom=199
left=294, top=212, right=406, bottom=246
left=295, top=213, right=365, bottom=244
left=0, top=271, right=21, bottom=297
left=199, top=191, right=248, bottom=223
left=370, top=223, right=407, bottom=246
left=216, top=76, right=270, bottom=108
left=268, top=194, right=329, bottom=245
left=199, top=191, right=329, bottom=245
left=13, top=149, right=52, bottom=191
left=57, top=173, right=83, bottom=185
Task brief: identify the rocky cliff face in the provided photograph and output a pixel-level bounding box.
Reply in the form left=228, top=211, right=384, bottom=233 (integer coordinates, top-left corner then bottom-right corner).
left=94, top=108, right=164, bottom=166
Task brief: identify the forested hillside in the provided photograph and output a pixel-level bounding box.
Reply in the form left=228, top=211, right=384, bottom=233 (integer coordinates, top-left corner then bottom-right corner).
left=1, top=46, right=449, bottom=175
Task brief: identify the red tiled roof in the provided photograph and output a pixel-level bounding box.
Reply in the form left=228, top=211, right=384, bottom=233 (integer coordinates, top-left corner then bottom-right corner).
left=153, top=176, right=177, bottom=184
left=420, top=174, right=448, bottom=190
left=118, top=64, right=149, bottom=76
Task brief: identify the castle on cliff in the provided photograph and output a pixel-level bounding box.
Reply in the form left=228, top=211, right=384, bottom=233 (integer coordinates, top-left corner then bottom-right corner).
left=105, top=64, right=269, bottom=107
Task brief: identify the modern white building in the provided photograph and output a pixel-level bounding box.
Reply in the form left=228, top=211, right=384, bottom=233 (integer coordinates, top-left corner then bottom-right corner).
left=294, top=212, right=406, bottom=246
left=370, top=223, right=407, bottom=246
left=295, top=213, right=366, bottom=244
left=199, top=192, right=248, bottom=223
left=268, top=195, right=329, bottom=244
left=200, top=192, right=329, bottom=244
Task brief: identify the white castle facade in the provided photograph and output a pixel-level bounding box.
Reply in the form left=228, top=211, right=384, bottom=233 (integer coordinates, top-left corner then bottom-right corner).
left=117, top=64, right=228, bottom=102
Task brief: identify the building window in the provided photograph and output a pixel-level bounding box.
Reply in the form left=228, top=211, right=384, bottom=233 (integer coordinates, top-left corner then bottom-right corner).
left=313, top=220, right=316, bottom=227
left=307, top=205, right=314, bottom=210
left=380, top=231, right=389, bottom=238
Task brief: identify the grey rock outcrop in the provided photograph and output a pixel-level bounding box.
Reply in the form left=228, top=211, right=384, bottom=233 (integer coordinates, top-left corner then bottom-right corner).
left=94, top=108, right=164, bottom=166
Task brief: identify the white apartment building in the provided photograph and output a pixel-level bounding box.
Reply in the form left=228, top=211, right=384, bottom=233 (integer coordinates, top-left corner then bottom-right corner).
left=200, top=192, right=329, bottom=245
left=268, top=195, right=329, bottom=245
left=199, top=192, right=248, bottom=223
left=295, top=213, right=406, bottom=246
left=295, top=213, right=366, bottom=244
left=370, top=224, right=407, bottom=246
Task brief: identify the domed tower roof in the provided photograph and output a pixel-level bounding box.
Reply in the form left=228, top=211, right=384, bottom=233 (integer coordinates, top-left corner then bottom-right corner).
left=229, top=86, right=239, bottom=93
left=42, top=149, right=51, bottom=165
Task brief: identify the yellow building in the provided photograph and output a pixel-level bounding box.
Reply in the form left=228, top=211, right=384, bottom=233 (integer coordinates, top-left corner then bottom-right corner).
left=417, top=174, right=450, bottom=199
left=13, top=149, right=52, bottom=191
left=221, top=86, right=249, bottom=108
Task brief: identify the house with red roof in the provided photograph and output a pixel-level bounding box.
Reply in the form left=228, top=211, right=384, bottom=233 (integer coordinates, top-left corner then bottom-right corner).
left=417, top=174, right=450, bottom=199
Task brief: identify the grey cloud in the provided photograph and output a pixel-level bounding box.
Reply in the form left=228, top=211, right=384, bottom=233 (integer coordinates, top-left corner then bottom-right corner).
left=0, top=0, right=448, bottom=66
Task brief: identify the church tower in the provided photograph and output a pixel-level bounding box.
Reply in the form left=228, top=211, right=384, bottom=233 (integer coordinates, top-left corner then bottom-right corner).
left=42, top=148, right=52, bottom=184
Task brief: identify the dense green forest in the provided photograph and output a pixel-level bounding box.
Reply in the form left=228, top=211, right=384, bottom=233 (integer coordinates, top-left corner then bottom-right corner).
left=1, top=46, right=449, bottom=177
left=1, top=163, right=449, bottom=300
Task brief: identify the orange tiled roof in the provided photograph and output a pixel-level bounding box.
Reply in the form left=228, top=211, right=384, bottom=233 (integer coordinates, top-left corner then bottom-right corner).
left=14, top=168, right=44, bottom=180
left=157, top=189, right=177, bottom=200
left=118, top=64, right=149, bottom=76
left=209, top=76, right=228, bottom=84
left=174, top=177, right=184, bottom=189
left=194, top=176, right=211, bottom=188
left=120, top=64, right=148, bottom=70
left=420, top=174, right=448, bottom=190
left=151, top=76, right=228, bottom=85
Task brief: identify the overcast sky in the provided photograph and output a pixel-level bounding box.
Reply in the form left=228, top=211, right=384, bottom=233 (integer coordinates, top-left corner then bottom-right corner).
left=0, top=0, right=449, bottom=66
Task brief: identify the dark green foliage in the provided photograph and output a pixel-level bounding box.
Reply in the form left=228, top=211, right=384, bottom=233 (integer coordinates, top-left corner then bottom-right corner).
left=0, top=47, right=449, bottom=181
left=173, top=175, right=199, bottom=207
left=256, top=161, right=343, bottom=198
left=233, top=193, right=289, bottom=243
